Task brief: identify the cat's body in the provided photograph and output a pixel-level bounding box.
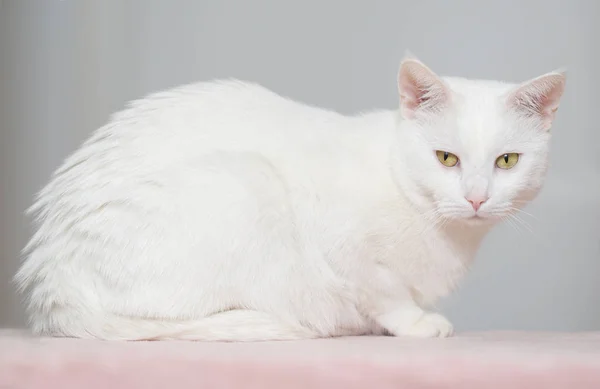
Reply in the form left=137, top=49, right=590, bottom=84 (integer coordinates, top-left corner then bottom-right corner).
left=16, top=57, right=566, bottom=341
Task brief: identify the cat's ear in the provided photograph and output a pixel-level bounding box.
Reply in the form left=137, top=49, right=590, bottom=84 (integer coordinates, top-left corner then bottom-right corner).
left=397, top=55, right=450, bottom=120
left=507, top=70, right=567, bottom=131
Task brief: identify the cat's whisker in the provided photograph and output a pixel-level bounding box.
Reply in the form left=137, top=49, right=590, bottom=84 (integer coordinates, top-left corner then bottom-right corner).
left=510, top=207, right=538, bottom=221
left=422, top=211, right=444, bottom=234
left=491, top=209, right=549, bottom=249
left=512, top=214, right=534, bottom=233
left=502, top=215, right=523, bottom=234
left=422, top=208, right=439, bottom=221
left=423, top=213, right=445, bottom=235
left=509, top=214, right=533, bottom=234
left=490, top=206, right=537, bottom=233
left=509, top=209, right=552, bottom=247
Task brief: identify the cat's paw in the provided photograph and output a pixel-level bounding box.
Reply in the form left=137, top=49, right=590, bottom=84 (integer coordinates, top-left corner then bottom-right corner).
left=376, top=305, right=454, bottom=338
left=402, top=312, right=454, bottom=338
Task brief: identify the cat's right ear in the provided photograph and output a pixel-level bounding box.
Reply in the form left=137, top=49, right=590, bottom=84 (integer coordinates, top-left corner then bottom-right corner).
left=398, top=56, right=450, bottom=120
left=506, top=70, right=567, bottom=131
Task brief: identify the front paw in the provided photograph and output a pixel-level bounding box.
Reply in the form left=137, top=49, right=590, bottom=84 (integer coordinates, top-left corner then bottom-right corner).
left=400, top=312, right=454, bottom=338
left=376, top=305, right=454, bottom=338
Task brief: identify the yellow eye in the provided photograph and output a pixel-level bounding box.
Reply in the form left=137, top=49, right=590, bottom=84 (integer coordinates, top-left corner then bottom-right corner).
left=496, top=153, right=519, bottom=169
left=436, top=150, right=459, bottom=167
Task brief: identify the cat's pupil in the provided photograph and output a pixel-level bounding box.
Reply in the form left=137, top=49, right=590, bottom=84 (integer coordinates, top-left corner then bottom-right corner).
left=444, top=152, right=449, bottom=161
left=504, top=154, right=509, bottom=163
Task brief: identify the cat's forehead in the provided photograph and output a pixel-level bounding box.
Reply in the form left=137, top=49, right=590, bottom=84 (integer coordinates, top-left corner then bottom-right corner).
left=444, top=77, right=515, bottom=119
left=440, top=78, right=527, bottom=158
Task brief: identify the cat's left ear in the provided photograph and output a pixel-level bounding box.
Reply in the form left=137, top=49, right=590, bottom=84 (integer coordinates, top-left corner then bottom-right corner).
left=507, top=70, right=567, bottom=131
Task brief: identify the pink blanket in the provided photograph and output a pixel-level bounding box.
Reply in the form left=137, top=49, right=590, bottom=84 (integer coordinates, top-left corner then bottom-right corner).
left=1, top=330, right=599, bottom=389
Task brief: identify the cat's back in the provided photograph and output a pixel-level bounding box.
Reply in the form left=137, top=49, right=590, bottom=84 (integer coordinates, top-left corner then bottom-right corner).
left=110, top=79, right=345, bottom=151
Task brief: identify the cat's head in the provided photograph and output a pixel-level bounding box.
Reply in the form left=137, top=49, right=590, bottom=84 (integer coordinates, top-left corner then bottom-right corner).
left=396, top=55, right=566, bottom=225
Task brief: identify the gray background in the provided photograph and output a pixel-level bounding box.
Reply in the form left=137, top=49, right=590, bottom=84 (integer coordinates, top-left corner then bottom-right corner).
left=1, top=0, right=599, bottom=331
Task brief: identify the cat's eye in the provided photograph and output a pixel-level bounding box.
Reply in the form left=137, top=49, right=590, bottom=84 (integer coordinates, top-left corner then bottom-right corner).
left=436, top=150, right=459, bottom=167
left=495, top=153, right=519, bottom=169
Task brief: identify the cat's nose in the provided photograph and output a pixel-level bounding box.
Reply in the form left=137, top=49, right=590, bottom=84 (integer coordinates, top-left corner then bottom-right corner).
left=466, top=196, right=488, bottom=212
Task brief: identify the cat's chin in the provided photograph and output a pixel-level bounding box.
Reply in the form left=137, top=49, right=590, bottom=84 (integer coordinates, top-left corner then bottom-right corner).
left=439, top=212, right=501, bottom=227
left=460, top=214, right=502, bottom=227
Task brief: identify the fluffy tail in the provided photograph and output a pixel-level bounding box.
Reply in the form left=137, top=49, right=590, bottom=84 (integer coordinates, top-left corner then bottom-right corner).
left=49, top=310, right=317, bottom=342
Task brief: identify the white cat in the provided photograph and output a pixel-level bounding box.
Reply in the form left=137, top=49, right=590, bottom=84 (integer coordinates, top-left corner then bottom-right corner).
left=15, top=56, right=566, bottom=341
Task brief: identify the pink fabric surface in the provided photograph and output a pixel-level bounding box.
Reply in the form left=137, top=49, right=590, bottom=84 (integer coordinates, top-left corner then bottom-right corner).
left=1, top=330, right=600, bottom=389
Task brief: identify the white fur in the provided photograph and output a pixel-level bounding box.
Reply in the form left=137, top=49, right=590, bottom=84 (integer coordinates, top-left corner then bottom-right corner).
left=15, top=57, right=566, bottom=341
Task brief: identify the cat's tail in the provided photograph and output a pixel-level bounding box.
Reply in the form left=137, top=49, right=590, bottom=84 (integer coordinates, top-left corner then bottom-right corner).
left=50, top=309, right=318, bottom=342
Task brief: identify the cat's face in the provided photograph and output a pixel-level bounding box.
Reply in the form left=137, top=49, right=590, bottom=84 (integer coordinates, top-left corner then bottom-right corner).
left=397, top=58, right=566, bottom=224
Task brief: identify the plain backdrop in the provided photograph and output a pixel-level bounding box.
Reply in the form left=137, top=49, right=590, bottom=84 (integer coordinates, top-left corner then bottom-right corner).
left=1, top=0, right=599, bottom=331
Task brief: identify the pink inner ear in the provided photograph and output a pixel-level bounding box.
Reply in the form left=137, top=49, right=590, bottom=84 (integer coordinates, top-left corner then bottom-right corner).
left=509, top=73, right=566, bottom=129
left=398, top=60, right=448, bottom=119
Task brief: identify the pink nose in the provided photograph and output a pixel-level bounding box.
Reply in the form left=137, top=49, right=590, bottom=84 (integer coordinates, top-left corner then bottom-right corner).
left=466, top=197, right=488, bottom=212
